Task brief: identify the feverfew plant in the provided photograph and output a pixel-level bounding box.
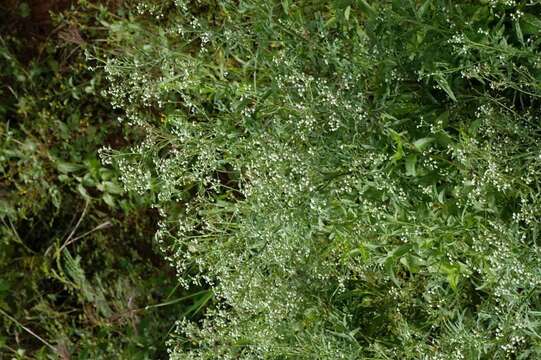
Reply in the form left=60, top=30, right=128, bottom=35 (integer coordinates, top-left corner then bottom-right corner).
left=100, top=0, right=541, bottom=358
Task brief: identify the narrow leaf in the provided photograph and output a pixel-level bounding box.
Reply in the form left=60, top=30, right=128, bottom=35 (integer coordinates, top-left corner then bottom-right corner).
left=413, top=137, right=435, bottom=151
left=405, top=154, right=417, bottom=176
left=57, top=161, right=83, bottom=174
left=344, top=6, right=351, bottom=22
left=434, top=75, right=457, bottom=102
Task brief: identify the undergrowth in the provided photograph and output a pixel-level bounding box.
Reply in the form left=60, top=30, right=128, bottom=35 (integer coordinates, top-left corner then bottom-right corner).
left=0, top=2, right=184, bottom=359
left=2, top=0, right=541, bottom=359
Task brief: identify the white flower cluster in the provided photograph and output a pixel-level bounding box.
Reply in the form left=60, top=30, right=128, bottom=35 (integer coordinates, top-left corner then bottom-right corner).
left=100, top=1, right=541, bottom=358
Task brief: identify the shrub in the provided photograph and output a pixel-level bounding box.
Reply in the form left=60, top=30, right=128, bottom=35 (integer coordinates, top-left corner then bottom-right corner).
left=98, top=0, right=541, bottom=358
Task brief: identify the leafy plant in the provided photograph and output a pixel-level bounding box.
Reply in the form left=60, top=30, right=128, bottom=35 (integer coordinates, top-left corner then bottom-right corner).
left=101, top=0, right=541, bottom=358
left=0, top=2, right=185, bottom=358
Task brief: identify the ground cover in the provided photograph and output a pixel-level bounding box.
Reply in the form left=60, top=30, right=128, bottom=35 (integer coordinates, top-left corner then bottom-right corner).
left=2, top=0, right=541, bottom=359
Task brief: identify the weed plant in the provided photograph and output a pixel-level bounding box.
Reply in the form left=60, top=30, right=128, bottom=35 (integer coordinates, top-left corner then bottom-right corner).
left=99, top=0, right=541, bottom=358
left=96, top=0, right=541, bottom=358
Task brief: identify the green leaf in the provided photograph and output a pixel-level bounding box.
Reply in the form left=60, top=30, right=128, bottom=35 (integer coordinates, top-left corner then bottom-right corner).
left=348, top=244, right=369, bottom=261
left=102, top=193, right=115, bottom=207
left=437, top=188, right=446, bottom=203
left=434, top=75, right=457, bottom=102
left=57, top=161, right=83, bottom=174
left=436, top=111, right=449, bottom=127
left=392, top=243, right=413, bottom=258
left=515, top=20, right=524, bottom=46
left=355, top=0, right=376, bottom=17
left=281, top=0, right=289, bottom=15
left=413, top=137, right=435, bottom=151
left=400, top=255, right=424, bottom=274
left=417, top=0, right=431, bottom=18
left=439, top=263, right=460, bottom=291
left=18, top=2, right=30, bottom=18
left=102, top=181, right=123, bottom=195
left=447, top=271, right=459, bottom=291
left=183, top=290, right=213, bottom=317
left=77, top=184, right=90, bottom=199
left=435, top=130, right=452, bottom=147
left=388, top=129, right=405, bottom=162
left=392, top=144, right=404, bottom=162
left=520, top=13, right=541, bottom=35
left=384, top=259, right=400, bottom=286
left=405, top=154, right=417, bottom=176
left=344, top=6, right=351, bottom=22
left=383, top=244, right=414, bottom=286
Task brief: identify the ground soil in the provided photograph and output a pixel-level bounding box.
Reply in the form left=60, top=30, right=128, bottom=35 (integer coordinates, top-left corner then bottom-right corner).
left=2, top=0, right=72, bottom=35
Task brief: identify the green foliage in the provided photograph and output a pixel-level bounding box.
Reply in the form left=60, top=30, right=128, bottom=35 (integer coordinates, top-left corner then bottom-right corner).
left=101, top=0, right=541, bottom=358
left=0, top=2, right=183, bottom=358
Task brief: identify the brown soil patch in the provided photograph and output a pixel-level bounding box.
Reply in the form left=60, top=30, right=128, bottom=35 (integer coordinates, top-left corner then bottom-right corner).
left=1, top=0, right=72, bottom=36
left=0, top=0, right=73, bottom=61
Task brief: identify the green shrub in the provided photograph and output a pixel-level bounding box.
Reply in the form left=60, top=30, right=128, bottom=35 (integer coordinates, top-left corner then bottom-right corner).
left=100, top=0, right=541, bottom=358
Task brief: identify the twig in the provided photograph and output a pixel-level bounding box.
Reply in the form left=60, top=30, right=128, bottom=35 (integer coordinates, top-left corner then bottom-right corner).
left=59, top=221, right=112, bottom=253
left=58, top=201, right=89, bottom=253
left=0, top=309, right=57, bottom=353
left=1, top=218, right=34, bottom=254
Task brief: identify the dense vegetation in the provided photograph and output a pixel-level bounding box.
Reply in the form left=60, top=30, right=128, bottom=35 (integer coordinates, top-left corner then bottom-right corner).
left=0, top=2, right=184, bottom=358
left=2, top=0, right=541, bottom=359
